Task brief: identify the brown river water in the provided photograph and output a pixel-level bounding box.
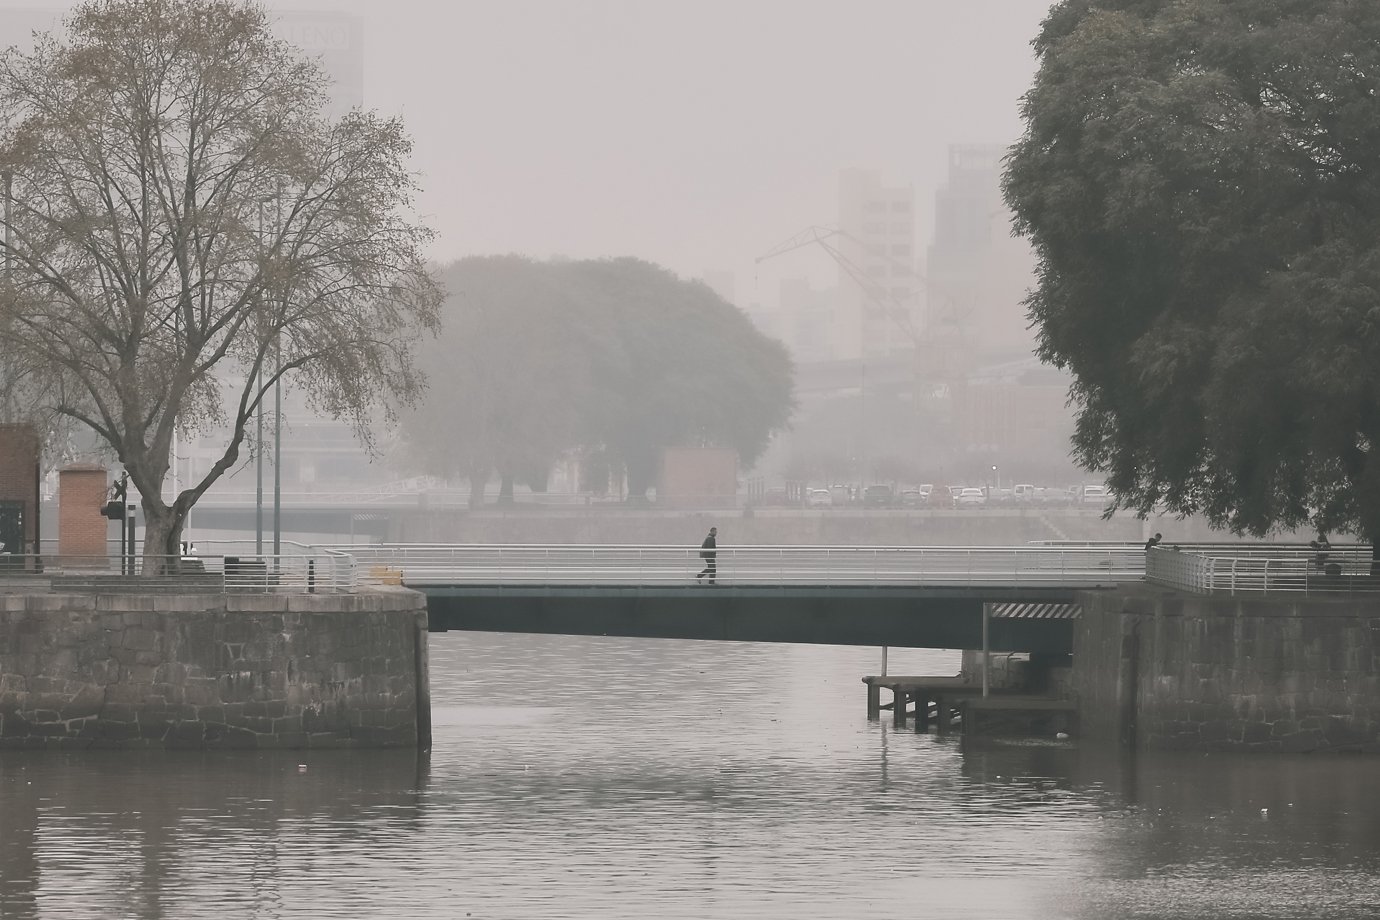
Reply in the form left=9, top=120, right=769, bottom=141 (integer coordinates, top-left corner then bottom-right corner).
left=3, top=632, right=1380, bottom=919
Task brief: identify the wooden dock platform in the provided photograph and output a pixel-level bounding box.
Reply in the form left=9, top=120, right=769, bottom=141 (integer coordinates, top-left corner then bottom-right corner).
left=862, top=675, right=989, bottom=733
left=862, top=675, right=1077, bottom=737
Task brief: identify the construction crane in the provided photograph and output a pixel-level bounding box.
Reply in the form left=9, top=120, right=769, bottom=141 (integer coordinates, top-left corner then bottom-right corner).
left=754, top=225, right=974, bottom=357
left=755, top=225, right=923, bottom=349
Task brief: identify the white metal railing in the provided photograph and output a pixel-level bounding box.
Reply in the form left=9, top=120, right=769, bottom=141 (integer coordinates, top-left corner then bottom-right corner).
left=1146, top=544, right=1378, bottom=596
left=329, top=543, right=1147, bottom=588
left=0, top=545, right=355, bottom=593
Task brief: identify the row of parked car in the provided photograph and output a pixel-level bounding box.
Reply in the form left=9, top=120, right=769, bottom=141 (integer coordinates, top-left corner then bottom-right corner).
left=803, top=483, right=1111, bottom=509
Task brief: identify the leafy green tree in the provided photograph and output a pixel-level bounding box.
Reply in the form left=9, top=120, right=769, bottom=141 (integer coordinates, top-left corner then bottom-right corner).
left=0, top=0, right=440, bottom=566
left=1004, top=0, right=1380, bottom=544
left=403, top=256, right=598, bottom=507
left=561, top=258, right=794, bottom=499
left=401, top=257, right=794, bottom=502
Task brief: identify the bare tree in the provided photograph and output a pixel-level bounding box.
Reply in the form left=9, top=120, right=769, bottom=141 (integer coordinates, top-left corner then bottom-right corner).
left=0, top=0, right=442, bottom=568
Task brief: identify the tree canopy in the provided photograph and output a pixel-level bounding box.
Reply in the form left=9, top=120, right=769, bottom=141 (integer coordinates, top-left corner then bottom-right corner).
left=1004, top=0, right=1380, bottom=541
left=403, top=256, right=794, bottom=502
left=0, top=0, right=441, bottom=563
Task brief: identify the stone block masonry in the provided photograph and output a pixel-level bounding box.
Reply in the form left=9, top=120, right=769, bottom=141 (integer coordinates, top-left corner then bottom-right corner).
left=0, top=587, right=429, bottom=749
left=1074, top=587, right=1380, bottom=753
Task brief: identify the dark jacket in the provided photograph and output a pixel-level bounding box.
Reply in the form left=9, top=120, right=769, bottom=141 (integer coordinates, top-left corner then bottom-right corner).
left=700, top=533, right=717, bottom=559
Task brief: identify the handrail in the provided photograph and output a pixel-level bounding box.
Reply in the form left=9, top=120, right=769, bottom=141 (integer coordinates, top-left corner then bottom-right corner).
left=1146, top=544, right=1379, bottom=596
left=0, top=550, right=355, bottom=594
left=327, top=542, right=1146, bottom=588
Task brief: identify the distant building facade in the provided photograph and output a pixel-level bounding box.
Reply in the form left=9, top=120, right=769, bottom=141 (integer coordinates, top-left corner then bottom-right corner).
left=837, top=169, right=919, bottom=362
left=925, top=144, right=1037, bottom=372
left=954, top=358, right=1077, bottom=480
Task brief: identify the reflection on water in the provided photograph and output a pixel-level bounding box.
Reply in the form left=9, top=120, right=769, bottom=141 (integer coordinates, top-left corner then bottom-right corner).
left=4, top=634, right=1380, bottom=918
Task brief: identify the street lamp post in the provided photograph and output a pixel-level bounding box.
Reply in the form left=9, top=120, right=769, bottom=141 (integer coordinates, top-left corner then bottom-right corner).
left=272, top=192, right=282, bottom=561
left=255, top=199, right=264, bottom=557
left=992, top=464, right=1000, bottom=493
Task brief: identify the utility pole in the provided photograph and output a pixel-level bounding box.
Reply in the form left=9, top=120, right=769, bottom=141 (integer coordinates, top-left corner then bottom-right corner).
left=255, top=199, right=264, bottom=557
left=273, top=190, right=282, bottom=560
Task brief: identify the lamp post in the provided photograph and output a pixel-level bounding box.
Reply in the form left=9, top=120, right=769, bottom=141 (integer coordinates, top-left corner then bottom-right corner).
left=255, top=200, right=264, bottom=557
left=272, top=191, right=282, bottom=560
left=992, top=464, right=999, bottom=493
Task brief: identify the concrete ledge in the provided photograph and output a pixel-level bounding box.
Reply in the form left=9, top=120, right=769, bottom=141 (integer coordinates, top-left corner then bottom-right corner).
left=1075, top=586, right=1380, bottom=752
left=0, top=588, right=429, bottom=750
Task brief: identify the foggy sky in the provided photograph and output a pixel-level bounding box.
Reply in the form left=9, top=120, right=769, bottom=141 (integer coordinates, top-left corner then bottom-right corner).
left=301, top=0, right=1053, bottom=302
left=8, top=0, right=1056, bottom=304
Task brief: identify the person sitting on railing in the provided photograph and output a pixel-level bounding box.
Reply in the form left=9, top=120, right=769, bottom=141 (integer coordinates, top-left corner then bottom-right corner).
left=1310, top=533, right=1331, bottom=573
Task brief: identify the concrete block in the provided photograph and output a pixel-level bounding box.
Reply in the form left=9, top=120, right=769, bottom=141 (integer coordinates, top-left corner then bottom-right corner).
left=196, top=705, right=226, bottom=725
left=271, top=715, right=304, bottom=734
left=225, top=595, right=291, bottom=613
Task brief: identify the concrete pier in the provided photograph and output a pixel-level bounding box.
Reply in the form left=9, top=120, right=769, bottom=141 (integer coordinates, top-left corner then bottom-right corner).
left=0, top=587, right=429, bottom=749
left=1074, top=587, right=1380, bottom=752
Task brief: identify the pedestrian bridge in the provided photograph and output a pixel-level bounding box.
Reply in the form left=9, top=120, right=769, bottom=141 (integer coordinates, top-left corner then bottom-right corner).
left=339, top=543, right=1146, bottom=653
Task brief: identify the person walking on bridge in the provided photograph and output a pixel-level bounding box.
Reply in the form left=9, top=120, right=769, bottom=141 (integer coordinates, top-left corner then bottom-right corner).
left=696, top=527, right=718, bottom=584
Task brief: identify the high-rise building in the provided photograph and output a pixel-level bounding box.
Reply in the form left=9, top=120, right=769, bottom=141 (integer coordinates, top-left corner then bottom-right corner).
left=925, top=145, right=1036, bottom=368
left=836, top=169, right=919, bottom=361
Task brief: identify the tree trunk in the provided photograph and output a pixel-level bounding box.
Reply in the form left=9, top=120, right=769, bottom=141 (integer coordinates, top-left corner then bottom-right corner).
left=140, top=500, right=185, bottom=575
left=498, top=473, right=514, bottom=505
left=467, top=474, right=485, bottom=509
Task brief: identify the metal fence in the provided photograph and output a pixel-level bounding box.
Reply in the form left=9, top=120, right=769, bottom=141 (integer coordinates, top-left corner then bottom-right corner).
left=0, top=544, right=355, bottom=594
left=330, top=543, right=1147, bottom=588
left=1145, top=544, right=1378, bottom=596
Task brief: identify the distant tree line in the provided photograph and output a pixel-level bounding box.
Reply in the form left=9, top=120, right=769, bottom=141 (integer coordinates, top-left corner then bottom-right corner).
left=401, top=256, right=795, bottom=505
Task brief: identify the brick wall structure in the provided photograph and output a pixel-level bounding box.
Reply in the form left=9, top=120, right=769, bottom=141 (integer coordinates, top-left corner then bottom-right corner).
left=0, top=423, right=40, bottom=554
left=57, top=466, right=109, bottom=560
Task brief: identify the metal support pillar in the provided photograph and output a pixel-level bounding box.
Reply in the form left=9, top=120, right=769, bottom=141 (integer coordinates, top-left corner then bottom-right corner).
left=982, top=603, right=991, bottom=698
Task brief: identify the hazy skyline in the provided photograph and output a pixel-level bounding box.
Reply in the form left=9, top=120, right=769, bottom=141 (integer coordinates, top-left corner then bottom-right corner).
left=282, top=0, right=1054, bottom=303
left=0, top=0, right=1055, bottom=302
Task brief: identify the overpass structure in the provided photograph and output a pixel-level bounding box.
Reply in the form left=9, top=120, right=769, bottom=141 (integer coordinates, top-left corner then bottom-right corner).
left=339, top=543, right=1146, bottom=653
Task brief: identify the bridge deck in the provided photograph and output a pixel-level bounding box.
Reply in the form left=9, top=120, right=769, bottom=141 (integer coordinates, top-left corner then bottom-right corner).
left=340, top=543, right=1146, bottom=588
left=420, top=582, right=1082, bottom=652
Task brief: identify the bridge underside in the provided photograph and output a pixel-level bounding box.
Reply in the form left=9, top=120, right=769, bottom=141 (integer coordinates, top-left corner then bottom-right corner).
left=422, top=584, right=1081, bottom=653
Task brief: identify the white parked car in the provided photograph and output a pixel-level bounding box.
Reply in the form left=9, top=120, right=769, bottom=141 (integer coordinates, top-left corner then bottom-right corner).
left=1081, top=485, right=1109, bottom=505
left=806, top=489, right=834, bottom=508
left=955, top=487, right=986, bottom=507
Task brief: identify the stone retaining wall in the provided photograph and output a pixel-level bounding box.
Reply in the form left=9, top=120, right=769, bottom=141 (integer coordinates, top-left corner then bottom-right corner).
left=1074, top=587, right=1380, bottom=752
left=0, top=588, right=429, bottom=749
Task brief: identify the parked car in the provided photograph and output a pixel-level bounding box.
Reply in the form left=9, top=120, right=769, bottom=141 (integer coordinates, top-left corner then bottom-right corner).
left=918, top=484, right=934, bottom=502
left=955, top=487, right=986, bottom=508
left=864, top=484, right=895, bottom=507
left=763, top=487, right=793, bottom=506
left=1081, top=484, right=1109, bottom=506
left=899, top=489, right=923, bottom=508
left=806, top=488, right=834, bottom=508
